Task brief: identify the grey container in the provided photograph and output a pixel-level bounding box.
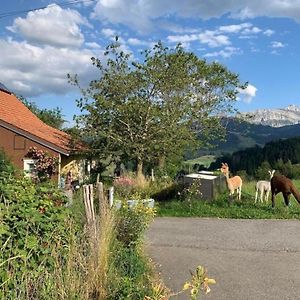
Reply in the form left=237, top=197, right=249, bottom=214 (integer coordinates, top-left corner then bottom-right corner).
left=183, top=172, right=226, bottom=201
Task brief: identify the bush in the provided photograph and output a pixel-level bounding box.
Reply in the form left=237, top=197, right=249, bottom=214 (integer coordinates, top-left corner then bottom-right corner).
left=0, top=149, right=14, bottom=174
left=151, top=182, right=185, bottom=202
left=0, top=175, right=72, bottom=299
left=108, top=244, right=154, bottom=300
left=26, top=147, right=58, bottom=182
left=115, top=203, right=155, bottom=247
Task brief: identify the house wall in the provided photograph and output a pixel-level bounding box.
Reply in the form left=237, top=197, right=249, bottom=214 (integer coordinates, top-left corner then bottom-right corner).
left=0, top=125, right=59, bottom=169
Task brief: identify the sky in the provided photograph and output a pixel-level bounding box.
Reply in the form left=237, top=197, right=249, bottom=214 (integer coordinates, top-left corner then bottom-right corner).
left=1, top=0, right=300, bottom=126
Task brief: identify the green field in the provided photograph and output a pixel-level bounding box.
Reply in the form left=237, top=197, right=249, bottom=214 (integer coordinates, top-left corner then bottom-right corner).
left=157, top=180, right=300, bottom=219
left=184, top=155, right=216, bottom=168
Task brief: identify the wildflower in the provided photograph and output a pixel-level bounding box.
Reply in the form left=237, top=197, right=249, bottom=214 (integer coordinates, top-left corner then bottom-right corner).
left=203, top=277, right=216, bottom=294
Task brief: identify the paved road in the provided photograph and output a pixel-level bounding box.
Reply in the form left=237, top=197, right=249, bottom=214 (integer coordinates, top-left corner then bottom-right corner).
left=146, top=218, right=300, bottom=300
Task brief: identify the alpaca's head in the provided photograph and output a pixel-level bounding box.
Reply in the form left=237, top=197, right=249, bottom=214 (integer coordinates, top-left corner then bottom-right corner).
left=220, top=162, right=229, bottom=176
left=268, top=170, right=275, bottom=179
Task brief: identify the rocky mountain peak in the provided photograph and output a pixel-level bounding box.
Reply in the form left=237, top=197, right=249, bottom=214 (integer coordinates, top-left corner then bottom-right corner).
left=242, top=105, right=300, bottom=127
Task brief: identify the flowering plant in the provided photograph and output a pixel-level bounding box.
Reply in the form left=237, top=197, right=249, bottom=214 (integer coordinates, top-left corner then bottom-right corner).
left=26, top=147, right=58, bottom=182
left=113, top=176, right=136, bottom=200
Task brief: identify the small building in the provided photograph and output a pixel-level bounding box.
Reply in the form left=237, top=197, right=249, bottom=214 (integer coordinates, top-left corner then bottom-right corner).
left=0, top=82, right=87, bottom=184
left=183, top=171, right=226, bottom=200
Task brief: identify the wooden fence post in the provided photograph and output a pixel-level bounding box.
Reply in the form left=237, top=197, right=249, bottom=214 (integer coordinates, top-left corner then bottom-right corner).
left=83, top=184, right=96, bottom=237
left=97, top=182, right=105, bottom=211
left=109, top=187, right=114, bottom=207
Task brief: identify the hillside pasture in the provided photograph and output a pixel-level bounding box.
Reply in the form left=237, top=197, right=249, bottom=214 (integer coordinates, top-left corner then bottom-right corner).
left=157, top=179, right=300, bottom=219
left=184, top=155, right=216, bottom=168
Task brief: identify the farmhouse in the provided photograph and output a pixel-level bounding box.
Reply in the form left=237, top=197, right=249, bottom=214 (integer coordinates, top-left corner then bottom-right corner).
left=0, top=82, right=87, bottom=184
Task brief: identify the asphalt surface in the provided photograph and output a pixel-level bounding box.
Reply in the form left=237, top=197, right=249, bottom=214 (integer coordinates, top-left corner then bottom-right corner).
left=145, top=217, right=300, bottom=300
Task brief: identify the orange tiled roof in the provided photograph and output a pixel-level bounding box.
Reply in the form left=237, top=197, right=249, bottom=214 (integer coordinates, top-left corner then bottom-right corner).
left=0, top=89, right=76, bottom=154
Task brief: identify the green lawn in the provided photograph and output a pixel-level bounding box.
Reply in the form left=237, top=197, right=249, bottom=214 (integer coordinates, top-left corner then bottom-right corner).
left=157, top=180, right=300, bottom=219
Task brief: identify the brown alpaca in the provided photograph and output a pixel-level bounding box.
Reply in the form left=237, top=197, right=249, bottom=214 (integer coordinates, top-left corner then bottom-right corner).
left=271, top=174, right=300, bottom=208
left=220, top=163, right=243, bottom=200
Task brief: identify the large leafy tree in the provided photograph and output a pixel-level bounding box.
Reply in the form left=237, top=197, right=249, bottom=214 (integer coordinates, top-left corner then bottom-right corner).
left=71, top=39, right=246, bottom=177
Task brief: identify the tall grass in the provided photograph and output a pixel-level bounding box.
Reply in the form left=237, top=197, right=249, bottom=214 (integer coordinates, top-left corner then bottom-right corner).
left=2, top=188, right=159, bottom=299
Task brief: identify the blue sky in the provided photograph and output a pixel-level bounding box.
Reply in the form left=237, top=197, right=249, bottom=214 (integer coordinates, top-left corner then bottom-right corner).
left=1, top=0, right=300, bottom=126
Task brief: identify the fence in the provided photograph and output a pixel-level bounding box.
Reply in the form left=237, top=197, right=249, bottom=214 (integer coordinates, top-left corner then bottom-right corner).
left=82, top=182, right=114, bottom=237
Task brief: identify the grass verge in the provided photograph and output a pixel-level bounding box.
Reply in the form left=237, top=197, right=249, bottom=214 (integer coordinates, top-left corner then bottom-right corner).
left=157, top=180, right=300, bottom=219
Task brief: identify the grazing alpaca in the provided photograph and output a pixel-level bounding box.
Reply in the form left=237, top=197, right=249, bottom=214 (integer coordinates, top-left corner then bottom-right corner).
left=220, top=163, right=243, bottom=201
left=255, top=170, right=275, bottom=203
left=271, top=174, right=300, bottom=208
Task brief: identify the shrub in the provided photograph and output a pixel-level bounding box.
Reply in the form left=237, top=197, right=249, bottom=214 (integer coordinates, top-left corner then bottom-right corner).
left=108, top=244, right=154, bottom=300
left=0, top=175, right=72, bottom=299
left=0, top=149, right=14, bottom=174
left=26, top=147, right=58, bottom=182
left=151, top=182, right=185, bottom=202
left=113, top=176, right=136, bottom=200
left=115, top=202, right=155, bottom=247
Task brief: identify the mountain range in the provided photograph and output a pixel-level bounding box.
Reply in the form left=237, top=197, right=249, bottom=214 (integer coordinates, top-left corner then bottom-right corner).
left=241, top=104, right=300, bottom=127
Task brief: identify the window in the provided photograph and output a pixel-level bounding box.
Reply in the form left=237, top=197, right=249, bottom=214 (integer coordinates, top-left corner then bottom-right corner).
left=14, top=135, right=26, bottom=150
left=23, top=159, right=36, bottom=177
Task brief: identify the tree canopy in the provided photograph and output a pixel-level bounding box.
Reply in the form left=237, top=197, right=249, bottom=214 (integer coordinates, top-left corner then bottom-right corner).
left=71, top=39, right=246, bottom=177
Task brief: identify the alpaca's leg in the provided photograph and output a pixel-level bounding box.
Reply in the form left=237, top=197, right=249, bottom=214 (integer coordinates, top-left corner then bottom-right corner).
left=255, top=188, right=258, bottom=203
left=283, top=193, right=290, bottom=207
left=271, top=192, right=275, bottom=208
left=229, top=191, right=234, bottom=203
left=260, top=189, right=264, bottom=203
left=238, top=187, right=242, bottom=201
left=265, top=190, right=270, bottom=202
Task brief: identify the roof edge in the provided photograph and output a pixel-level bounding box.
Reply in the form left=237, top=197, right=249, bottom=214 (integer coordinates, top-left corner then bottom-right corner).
left=0, top=120, right=70, bottom=156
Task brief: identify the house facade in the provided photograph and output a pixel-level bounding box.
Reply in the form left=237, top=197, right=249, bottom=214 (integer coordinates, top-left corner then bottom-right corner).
left=0, top=83, right=87, bottom=184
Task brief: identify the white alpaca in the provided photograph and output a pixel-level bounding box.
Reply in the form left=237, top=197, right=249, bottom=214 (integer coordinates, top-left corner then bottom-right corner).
left=255, top=170, right=275, bottom=203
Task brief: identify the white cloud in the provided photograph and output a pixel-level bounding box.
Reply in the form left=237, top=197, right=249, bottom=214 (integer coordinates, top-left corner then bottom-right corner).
left=271, top=41, right=285, bottom=48
left=204, top=46, right=241, bottom=58
left=238, top=84, right=257, bottom=103
left=86, top=42, right=101, bottom=49
left=101, top=28, right=116, bottom=38
left=168, top=31, right=230, bottom=48
left=241, top=26, right=262, bottom=35
left=219, top=23, right=252, bottom=33
left=91, top=0, right=300, bottom=31
left=92, top=0, right=153, bottom=32
left=263, top=29, right=275, bottom=36
left=198, top=31, right=230, bottom=47
left=7, top=4, right=90, bottom=48
left=167, top=34, right=198, bottom=43
left=0, top=39, right=97, bottom=97
left=127, top=38, right=153, bottom=47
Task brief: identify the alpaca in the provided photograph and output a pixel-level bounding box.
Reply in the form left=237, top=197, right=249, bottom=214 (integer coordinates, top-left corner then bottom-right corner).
left=220, top=163, right=243, bottom=201
left=271, top=174, right=300, bottom=208
left=255, top=170, right=275, bottom=203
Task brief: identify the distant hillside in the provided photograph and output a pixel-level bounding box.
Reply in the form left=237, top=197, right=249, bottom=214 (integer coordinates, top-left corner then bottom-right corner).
left=210, top=136, right=300, bottom=176
left=208, top=118, right=300, bottom=154
left=241, top=104, right=300, bottom=127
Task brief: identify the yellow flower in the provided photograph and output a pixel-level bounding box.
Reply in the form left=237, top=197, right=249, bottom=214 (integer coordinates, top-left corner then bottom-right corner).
left=203, top=277, right=216, bottom=294
left=204, top=277, right=216, bottom=285
left=183, top=282, right=190, bottom=290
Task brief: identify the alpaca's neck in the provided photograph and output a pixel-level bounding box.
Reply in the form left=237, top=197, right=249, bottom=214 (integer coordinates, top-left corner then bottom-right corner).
left=223, top=171, right=230, bottom=179
left=224, top=172, right=232, bottom=185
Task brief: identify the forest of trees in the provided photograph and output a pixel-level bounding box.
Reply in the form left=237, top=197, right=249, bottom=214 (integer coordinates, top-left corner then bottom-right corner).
left=210, top=137, right=300, bottom=179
